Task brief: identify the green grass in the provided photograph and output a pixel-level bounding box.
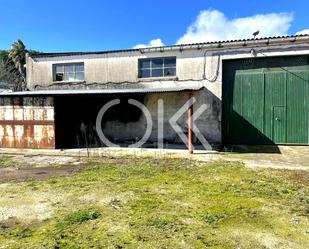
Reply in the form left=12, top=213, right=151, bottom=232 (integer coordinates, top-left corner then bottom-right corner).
left=0, top=156, right=14, bottom=167
left=64, top=209, right=101, bottom=224
left=0, top=158, right=309, bottom=248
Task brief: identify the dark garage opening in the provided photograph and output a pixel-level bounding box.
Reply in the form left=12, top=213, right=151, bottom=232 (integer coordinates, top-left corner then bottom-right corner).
left=54, top=94, right=144, bottom=149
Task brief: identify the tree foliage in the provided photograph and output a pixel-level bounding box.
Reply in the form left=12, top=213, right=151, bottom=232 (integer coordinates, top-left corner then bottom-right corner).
left=9, top=40, right=26, bottom=81
left=0, top=39, right=39, bottom=91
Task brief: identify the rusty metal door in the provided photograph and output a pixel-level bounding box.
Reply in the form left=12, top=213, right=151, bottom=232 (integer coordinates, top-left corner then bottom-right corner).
left=0, top=96, right=55, bottom=149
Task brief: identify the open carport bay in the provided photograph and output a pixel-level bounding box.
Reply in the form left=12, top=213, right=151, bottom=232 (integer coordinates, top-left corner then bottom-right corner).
left=54, top=94, right=145, bottom=149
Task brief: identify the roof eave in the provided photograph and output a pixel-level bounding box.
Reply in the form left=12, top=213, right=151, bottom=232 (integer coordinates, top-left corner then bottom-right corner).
left=0, top=86, right=204, bottom=96
left=30, top=35, right=309, bottom=59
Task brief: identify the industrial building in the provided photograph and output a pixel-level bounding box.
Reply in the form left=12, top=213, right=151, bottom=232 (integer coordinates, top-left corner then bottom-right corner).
left=0, top=35, right=309, bottom=150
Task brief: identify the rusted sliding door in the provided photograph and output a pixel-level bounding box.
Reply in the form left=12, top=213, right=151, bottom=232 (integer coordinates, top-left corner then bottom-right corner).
left=0, top=96, right=55, bottom=149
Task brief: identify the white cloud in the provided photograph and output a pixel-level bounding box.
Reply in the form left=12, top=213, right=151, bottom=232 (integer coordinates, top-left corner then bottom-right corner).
left=296, top=29, right=309, bottom=35
left=133, top=38, right=164, bottom=49
left=176, top=10, right=293, bottom=44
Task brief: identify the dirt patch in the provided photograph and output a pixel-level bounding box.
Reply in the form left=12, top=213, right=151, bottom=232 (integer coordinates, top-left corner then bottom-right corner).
left=0, top=165, right=85, bottom=183
left=0, top=203, right=52, bottom=222
left=0, top=154, right=81, bottom=168
left=0, top=153, right=85, bottom=182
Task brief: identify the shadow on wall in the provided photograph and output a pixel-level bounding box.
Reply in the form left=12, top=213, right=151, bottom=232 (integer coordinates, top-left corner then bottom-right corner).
left=221, top=110, right=281, bottom=154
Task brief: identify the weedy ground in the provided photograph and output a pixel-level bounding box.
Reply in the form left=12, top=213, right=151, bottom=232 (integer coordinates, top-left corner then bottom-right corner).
left=0, top=157, right=309, bottom=248
left=0, top=156, right=15, bottom=168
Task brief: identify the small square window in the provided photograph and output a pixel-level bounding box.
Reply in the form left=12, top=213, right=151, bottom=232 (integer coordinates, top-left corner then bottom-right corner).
left=53, top=63, right=84, bottom=82
left=138, top=57, right=176, bottom=78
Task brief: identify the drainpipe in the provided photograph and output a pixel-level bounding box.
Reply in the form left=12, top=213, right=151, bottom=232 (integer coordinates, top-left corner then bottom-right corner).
left=188, top=93, right=193, bottom=154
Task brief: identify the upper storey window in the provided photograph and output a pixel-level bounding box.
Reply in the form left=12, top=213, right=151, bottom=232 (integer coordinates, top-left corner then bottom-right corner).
left=138, top=57, right=176, bottom=78
left=53, top=63, right=84, bottom=82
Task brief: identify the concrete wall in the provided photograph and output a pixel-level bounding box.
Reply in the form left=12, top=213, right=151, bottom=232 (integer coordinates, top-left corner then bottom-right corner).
left=26, top=43, right=309, bottom=145
left=100, top=90, right=220, bottom=145
left=0, top=97, right=55, bottom=148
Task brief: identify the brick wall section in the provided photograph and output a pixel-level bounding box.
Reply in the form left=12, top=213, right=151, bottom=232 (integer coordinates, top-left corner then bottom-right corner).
left=0, top=96, right=55, bottom=148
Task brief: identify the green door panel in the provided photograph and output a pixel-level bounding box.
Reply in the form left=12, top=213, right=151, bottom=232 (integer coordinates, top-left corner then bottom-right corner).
left=235, top=72, right=265, bottom=144
left=286, top=71, right=309, bottom=144
left=264, top=72, right=286, bottom=141
left=222, top=55, right=309, bottom=145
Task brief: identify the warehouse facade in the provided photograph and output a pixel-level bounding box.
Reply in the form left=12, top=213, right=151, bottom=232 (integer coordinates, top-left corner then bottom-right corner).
left=0, top=35, right=309, bottom=149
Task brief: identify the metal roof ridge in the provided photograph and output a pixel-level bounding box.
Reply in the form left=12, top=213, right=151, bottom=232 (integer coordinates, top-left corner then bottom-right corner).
left=30, top=34, right=309, bottom=58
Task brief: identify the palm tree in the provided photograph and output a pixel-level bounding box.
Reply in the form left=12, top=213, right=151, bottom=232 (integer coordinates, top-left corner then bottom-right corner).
left=0, top=40, right=39, bottom=91
left=9, top=39, right=27, bottom=90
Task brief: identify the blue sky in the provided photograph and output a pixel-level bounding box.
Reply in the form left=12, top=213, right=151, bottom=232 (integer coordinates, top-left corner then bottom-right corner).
left=0, top=0, right=308, bottom=52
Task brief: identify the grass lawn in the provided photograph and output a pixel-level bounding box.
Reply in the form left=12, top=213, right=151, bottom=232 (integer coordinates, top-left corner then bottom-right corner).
left=0, top=157, right=309, bottom=248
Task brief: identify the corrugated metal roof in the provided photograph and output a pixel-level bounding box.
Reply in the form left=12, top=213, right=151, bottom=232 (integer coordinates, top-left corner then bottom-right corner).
left=0, top=86, right=204, bottom=96
left=31, top=34, right=309, bottom=58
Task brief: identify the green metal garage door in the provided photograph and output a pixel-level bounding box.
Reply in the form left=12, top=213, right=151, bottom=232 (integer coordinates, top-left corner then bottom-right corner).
left=222, top=56, right=309, bottom=145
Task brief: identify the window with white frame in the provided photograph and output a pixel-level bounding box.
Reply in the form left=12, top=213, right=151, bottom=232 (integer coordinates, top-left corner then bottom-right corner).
left=138, top=57, right=176, bottom=78
left=53, top=63, right=84, bottom=82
